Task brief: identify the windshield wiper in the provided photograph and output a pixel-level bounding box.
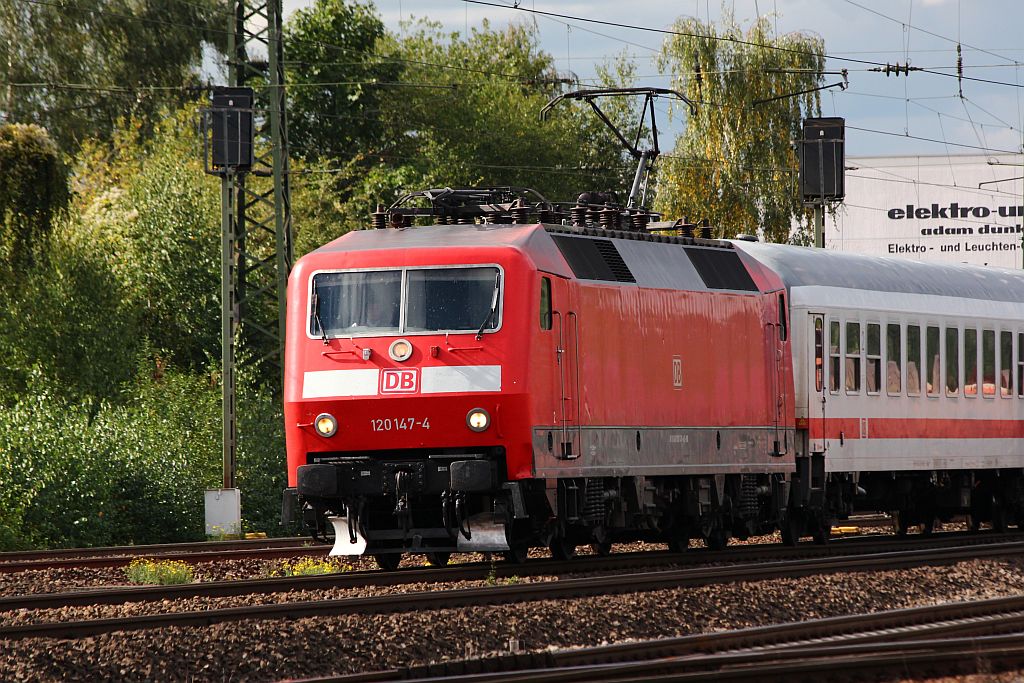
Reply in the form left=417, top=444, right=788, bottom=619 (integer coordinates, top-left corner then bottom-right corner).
left=312, top=282, right=329, bottom=345
left=475, top=272, right=501, bottom=341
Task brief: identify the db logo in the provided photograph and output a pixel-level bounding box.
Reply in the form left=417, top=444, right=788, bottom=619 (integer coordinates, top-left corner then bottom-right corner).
left=380, top=368, right=419, bottom=394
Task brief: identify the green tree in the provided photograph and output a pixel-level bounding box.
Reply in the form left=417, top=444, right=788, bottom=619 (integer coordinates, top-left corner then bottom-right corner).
left=73, top=106, right=222, bottom=371
left=655, top=13, right=824, bottom=242
left=0, top=0, right=223, bottom=152
left=381, top=19, right=629, bottom=203
left=284, top=0, right=401, bottom=162
left=285, top=17, right=636, bottom=251
left=0, top=123, right=67, bottom=276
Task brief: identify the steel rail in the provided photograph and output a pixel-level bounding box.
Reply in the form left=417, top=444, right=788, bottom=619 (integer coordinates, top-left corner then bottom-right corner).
left=388, top=636, right=1024, bottom=683
left=2, top=538, right=1024, bottom=641
left=327, top=595, right=1024, bottom=682
left=0, top=536, right=314, bottom=563
left=0, top=522, right=976, bottom=574
left=0, top=542, right=331, bottom=573
left=0, top=531, right=1015, bottom=611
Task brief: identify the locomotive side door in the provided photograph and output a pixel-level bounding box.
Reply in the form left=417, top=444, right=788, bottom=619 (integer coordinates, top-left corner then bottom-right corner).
left=550, top=276, right=581, bottom=460
left=767, top=292, right=789, bottom=455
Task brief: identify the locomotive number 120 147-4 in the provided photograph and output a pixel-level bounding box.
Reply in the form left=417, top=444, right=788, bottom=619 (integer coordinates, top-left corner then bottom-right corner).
left=370, top=417, right=431, bottom=432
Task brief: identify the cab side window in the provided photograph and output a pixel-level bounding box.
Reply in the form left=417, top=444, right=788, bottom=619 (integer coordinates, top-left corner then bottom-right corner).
left=540, top=277, right=552, bottom=330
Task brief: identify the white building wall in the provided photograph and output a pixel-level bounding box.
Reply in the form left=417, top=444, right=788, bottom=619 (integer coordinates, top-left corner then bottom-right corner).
left=828, top=154, right=1024, bottom=268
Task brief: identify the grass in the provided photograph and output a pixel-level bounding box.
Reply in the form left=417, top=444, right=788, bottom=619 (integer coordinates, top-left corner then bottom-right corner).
left=124, top=558, right=195, bottom=585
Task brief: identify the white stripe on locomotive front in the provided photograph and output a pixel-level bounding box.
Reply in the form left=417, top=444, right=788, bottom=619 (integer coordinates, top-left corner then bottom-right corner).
left=302, top=366, right=502, bottom=399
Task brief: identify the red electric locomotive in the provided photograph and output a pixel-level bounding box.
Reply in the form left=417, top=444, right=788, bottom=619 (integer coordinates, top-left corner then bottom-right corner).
left=283, top=188, right=800, bottom=568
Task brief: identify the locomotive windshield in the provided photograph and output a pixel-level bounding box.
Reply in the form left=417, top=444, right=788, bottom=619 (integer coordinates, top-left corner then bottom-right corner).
left=310, top=266, right=501, bottom=337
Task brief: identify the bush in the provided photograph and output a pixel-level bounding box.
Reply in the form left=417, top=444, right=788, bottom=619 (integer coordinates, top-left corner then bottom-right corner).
left=0, top=219, right=142, bottom=403
left=0, top=359, right=295, bottom=550
left=0, top=365, right=221, bottom=550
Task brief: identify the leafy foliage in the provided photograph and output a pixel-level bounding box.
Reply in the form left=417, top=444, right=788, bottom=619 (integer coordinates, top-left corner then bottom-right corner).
left=0, top=0, right=222, bottom=152
left=0, top=218, right=141, bottom=400
left=73, top=107, right=222, bottom=370
left=0, top=124, right=68, bottom=277
left=284, top=14, right=636, bottom=249
left=377, top=19, right=631, bottom=203
left=0, top=367, right=219, bottom=549
left=284, top=0, right=401, bottom=162
left=655, top=13, right=823, bottom=241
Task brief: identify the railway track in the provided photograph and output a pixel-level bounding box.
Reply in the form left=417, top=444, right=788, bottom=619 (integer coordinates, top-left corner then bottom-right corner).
left=3, top=535, right=1024, bottom=641
left=0, top=530, right=1015, bottom=611
left=327, top=593, right=1024, bottom=682
left=0, top=537, right=326, bottom=573
left=0, top=516, right=894, bottom=572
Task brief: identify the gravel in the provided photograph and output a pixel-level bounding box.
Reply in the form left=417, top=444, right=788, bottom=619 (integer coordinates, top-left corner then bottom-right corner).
left=4, top=556, right=1024, bottom=681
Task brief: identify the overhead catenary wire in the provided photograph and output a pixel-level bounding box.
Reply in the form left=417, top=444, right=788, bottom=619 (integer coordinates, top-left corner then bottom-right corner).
left=460, top=0, right=884, bottom=68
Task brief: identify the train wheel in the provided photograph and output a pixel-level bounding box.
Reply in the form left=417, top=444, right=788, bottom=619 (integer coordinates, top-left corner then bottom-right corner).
left=704, top=528, right=728, bottom=551
left=549, top=536, right=576, bottom=561
left=373, top=553, right=401, bottom=571
left=424, top=552, right=451, bottom=567
left=780, top=513, right=802, bottom=546
left=891, top=510, right=911, bottom=536
left=503, top=542, right=529, bottom=564
left=590, top=539, right=612, bottom=557
left=992, top=502, right=1008, bottom=533
left=811, top=516, right=827, bottom=548
left=668, top=536, right=689, bottom=553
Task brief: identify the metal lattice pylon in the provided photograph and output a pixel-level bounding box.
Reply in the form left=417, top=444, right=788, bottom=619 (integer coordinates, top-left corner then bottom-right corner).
left=220, top=0, right=293, bottom=488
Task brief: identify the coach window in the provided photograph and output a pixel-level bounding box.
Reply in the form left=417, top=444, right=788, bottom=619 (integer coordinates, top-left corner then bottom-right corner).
left=926, top=326, right=940, bottom=397
left=946, top=326, right=960, bottom=397
left=846, top=321, right=861, bottom=393
left=866, top=323, right=881, bottom=394
left=982, top=329, right=995, bottom=397
left=1001, top=331, right=1013, bottom=397
left=907, top=324, right=921, bottom=396
left=1018, top=333, right=1024, bottom=398
left=886, top=323, right=901, bottom=395
left=829, top=320, right=841, bottom=394
left=540, top=277, right=552, bottom=330
left=964, top=328, right=978, bottom=397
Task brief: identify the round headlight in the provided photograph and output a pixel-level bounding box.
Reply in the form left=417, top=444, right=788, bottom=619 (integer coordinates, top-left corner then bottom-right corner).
left=466, top=408, right=490, bottom=432
left=314, top=413, right=338, bottom=438
left=389, top=338, right=413, bottom=362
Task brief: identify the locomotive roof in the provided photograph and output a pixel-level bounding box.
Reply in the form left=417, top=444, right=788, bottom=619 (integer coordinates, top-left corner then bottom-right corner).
left=733, top=240, right=1024, bottom=304
left=310, top=223, right=766, bottom=293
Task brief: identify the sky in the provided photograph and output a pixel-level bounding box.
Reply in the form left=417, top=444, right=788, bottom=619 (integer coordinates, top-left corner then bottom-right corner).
left=284, top=0, right=1024, bottom=160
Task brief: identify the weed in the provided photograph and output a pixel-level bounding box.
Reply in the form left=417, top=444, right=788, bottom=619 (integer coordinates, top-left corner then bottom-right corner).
left=269, top=556, right=352, bottom=577
left=485, top=555, right=498, bottom=586
left=125, top=559, right=194, bottom=585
